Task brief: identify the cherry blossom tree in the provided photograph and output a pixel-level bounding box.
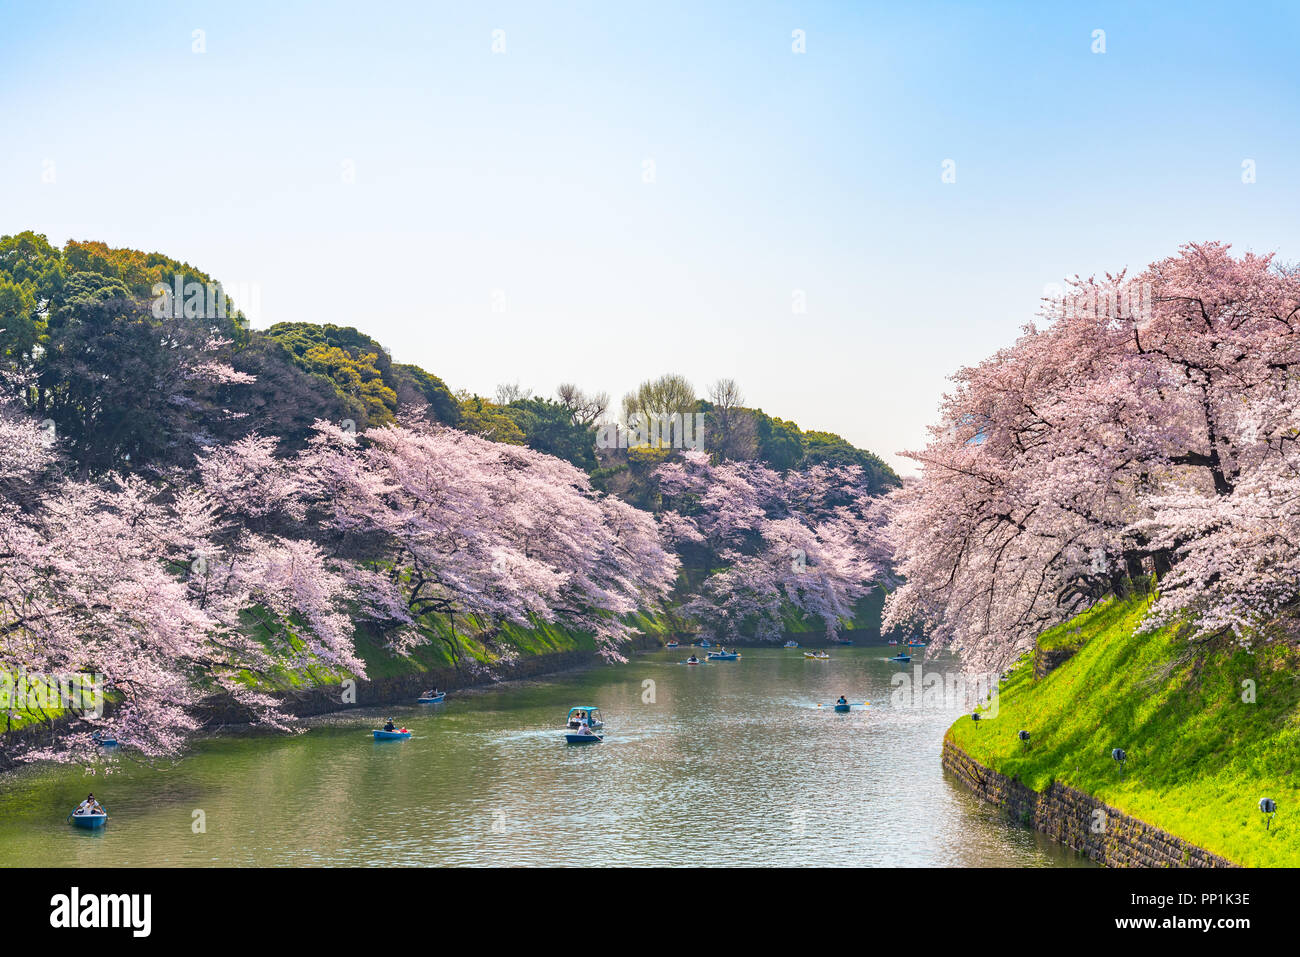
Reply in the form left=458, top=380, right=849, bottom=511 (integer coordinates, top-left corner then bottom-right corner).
left=0, top=382, right=358, bottom=765
left=655, top=451, right=888, bottom=641
left=885, top=243, right=1300, bottom=666
left=301, top=418, right=679, bottom=662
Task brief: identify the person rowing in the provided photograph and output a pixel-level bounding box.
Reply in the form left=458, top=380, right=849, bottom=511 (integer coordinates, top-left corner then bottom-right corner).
left=837, top=695, right=848, bottom=706
left=686, top=655, right=699, bottom=664
left=383, top=718, right=396, bottom=732
left=75, top=793, right=103, bottom=815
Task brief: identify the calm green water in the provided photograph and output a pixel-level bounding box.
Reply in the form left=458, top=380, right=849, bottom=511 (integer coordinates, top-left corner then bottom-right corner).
left=0, top=647, right=1090, bottom=866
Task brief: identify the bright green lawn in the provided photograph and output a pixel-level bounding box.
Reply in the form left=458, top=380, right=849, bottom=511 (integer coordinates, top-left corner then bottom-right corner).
left=948, top=593, right=1300, bottom=867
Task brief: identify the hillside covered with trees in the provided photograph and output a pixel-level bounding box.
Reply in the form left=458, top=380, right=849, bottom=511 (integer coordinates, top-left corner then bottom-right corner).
left=0, top=232, right=899, bottom=764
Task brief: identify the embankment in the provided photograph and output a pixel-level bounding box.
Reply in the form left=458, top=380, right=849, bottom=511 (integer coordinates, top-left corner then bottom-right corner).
left=943, top=592, right=1300, bottom=867
left=198, top=633, right=660, bottom=726
left=942, top=737, right=1233, bottom=866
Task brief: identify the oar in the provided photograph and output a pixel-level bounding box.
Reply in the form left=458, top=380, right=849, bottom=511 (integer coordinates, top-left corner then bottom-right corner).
left=816, top=701, right=870, bottom=708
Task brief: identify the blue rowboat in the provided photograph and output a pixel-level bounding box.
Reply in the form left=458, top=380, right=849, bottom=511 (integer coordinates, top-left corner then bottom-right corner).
left=706, top=651, right=739, bottom=661
left=665, top=640, right=680, bottom=648
left=70, top=811, right=107, bottom=829
left=416, top=693, right=446, bottom=704
left=834, top=703, right=851, bottom=713
left=565, top=732, right=602, bottom=744
left=888, top=654, right=912, bottom=663
left=783, top=640, right=799, bottom=648
left=373, top=729, right=411, bottom=740
left=698, top=640, right=712, bottom=648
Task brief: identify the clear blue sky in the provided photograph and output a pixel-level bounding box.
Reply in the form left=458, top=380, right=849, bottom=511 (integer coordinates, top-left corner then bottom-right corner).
left=3, top=1, right=1297, bottom=473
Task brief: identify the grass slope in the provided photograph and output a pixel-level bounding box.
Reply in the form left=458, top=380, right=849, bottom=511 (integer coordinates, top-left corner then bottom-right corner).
left=251, top=609, right=670, bottom=689
left=948, top=593, right=1300, bottom=867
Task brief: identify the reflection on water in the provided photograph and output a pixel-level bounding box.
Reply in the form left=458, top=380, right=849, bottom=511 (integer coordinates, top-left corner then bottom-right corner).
left=0, top=647, right=1091, bottom=867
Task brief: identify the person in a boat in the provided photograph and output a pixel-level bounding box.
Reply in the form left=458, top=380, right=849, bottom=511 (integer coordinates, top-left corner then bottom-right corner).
left=687, top=655, right=698, bottom=663
left=383, top=718, right=395, bottom=732
left=77, top=793, right=101, bottom=814
left=837, top=696, right=848, bottom=706
left=422, top=688, right=439, bottom=698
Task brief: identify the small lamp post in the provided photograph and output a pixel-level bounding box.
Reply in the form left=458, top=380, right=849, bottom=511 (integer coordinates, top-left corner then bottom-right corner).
left=1111, top=747, right=1127, bottom=776
left=1260, top=798, right=1277, bottom=830
left=971, top=711, right=981, bottom=729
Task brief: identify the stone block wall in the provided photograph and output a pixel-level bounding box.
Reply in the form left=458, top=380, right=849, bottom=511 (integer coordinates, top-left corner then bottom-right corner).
left=942, top=737, right=1235, bottom=867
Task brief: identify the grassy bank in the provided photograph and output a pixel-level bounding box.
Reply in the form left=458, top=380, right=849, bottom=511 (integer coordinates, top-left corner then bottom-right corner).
left=243, top=609, right=674, bottom=691
left=776, top=586, right=894, bottom=640
left=948, top=592, right=1300, bottom=867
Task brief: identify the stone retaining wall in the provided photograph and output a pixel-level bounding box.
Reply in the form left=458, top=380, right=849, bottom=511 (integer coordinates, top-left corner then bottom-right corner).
left=942, top=737, right=1236, bottom=867
left=1033, top=645, right=1078, bottom=679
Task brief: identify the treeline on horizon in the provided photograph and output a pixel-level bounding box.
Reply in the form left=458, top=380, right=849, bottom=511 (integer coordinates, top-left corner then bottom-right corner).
left=0, top=230, right=898, bottom=496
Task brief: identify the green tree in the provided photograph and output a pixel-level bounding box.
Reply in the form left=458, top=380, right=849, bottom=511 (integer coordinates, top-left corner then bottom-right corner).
left=503, top=397, right=597, bottom=469
left=392, top=362, right=460, bottom=425
left=755, top=413, right=805, bottom=470
left=456, top=392, right=526, bottom=444
left=801, top=430, right=899, bottom=491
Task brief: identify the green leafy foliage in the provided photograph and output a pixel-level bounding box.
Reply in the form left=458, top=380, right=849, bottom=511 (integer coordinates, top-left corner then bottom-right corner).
left=501, top=397, right=597, bottom=470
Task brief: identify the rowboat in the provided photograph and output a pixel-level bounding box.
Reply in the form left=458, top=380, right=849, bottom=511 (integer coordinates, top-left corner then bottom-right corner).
left=698, top=640, right=712, bottom=648
left=91, top=731, right=118, bottom=748
left=665, top=640, right=679, bottom=648
left=565, top=732, right=603, bottom=744
left=907, top=641, right=928, bottom=648
left=69, top=809, right=107, bottom=829
left=888, top=654, right=912, bottom=663
left=373, top=728, right=411, bottom=740
left=416, top=692, right=446, bottom=704
left=887, top=640, right=899, bottom=646
left=684, top=657, right=702, bottom=665
left=783, top=640, right=799, bottom=648
left=804, top=652, right=830, bottom=660
left=833, top=703, right=851, bottom=713
left=706, top=650, right=739, bottom=661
